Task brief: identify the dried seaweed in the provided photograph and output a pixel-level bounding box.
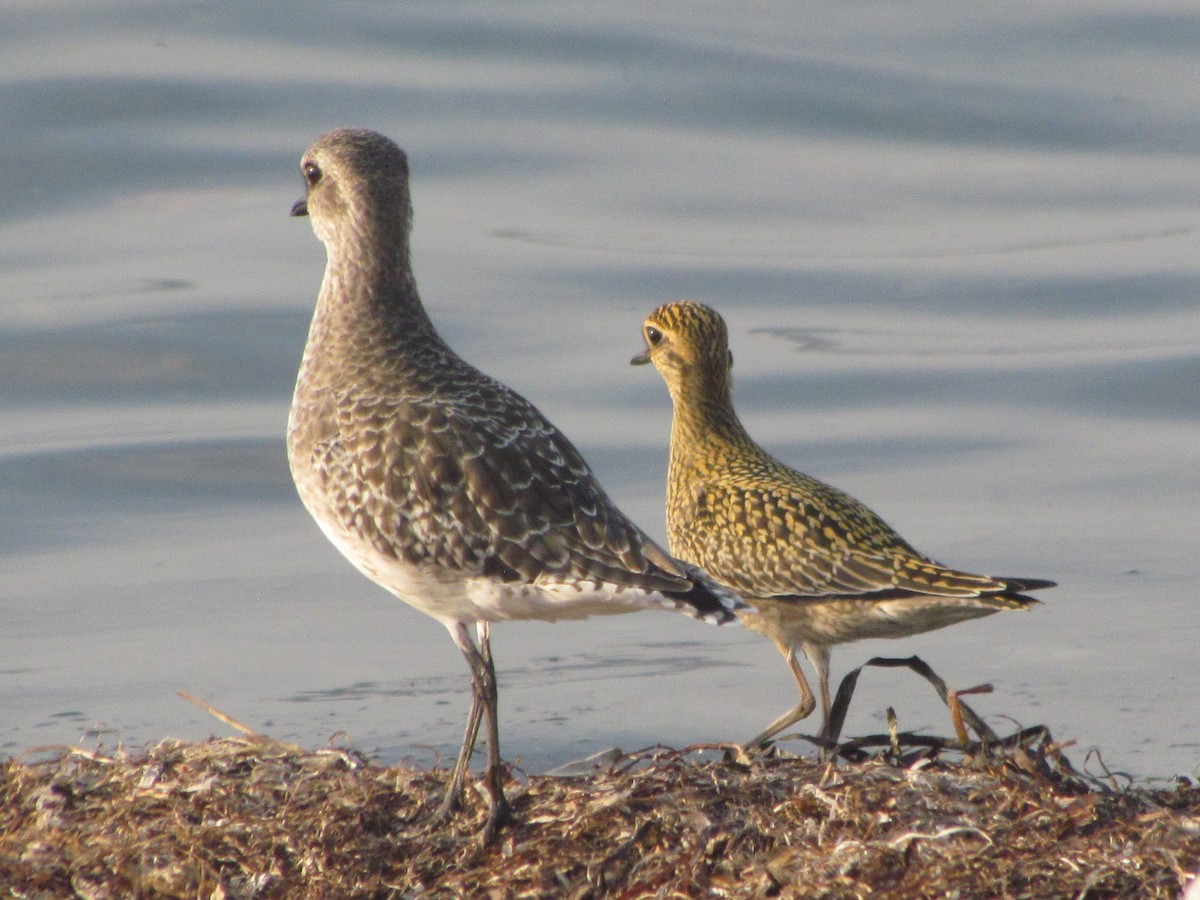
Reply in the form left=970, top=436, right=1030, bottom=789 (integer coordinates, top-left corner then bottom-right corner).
left=3, top=661, right=1196, bottom=897
left=3, top=722, right=1198, bottom=898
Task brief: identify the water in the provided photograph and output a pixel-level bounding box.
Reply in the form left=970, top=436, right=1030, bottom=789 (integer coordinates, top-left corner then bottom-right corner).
left=2, top=2, right=1198, bottom=783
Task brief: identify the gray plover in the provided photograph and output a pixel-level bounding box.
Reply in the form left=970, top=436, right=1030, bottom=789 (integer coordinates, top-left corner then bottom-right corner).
left=286, top=131, right=741, bottom=838
left=632, top=300, right=1054, bottom=747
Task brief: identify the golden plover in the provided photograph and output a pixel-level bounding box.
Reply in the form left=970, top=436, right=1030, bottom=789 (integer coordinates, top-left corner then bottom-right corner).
left=287, top=132, right=742, bottom=838
left=632, top=300, right=1053, bottom=747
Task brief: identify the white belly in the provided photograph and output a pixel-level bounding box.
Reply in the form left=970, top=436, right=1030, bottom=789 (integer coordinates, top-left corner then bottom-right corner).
left=306, top=503, right=676, bottom=627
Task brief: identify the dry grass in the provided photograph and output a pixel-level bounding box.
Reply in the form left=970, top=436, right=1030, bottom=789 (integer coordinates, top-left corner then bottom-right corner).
left=3, top=722, right=1198, bottom=899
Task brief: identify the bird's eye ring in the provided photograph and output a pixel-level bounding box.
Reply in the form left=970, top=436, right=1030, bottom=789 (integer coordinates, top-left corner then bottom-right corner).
left=645, top=325, right=663, bottom=346
left=303, top=161, right=322, bottom=185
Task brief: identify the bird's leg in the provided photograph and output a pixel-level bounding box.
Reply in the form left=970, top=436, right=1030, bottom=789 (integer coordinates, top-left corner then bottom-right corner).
left=476, top=622, right=511, bottom=842
left=433, top=625, right=486, bottom=822
left=747, top=645, right=817, bottom=748
left=433, top=621, right=495, bottom=826
left=435, top=621, right=510, bottom=839
left=803, top=642, right=834, bottom=747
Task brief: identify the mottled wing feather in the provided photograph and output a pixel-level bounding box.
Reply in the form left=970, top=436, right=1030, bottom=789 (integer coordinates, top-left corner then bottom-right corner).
left=678, top=468, right=1023, bottom=602
left=325, top=383, right=692, bottom=596
left=458, top=406, right=691, bottom=593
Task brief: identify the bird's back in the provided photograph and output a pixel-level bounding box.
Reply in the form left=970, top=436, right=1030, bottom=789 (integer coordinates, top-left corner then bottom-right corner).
left=669, top=431, right=1006, bottom=599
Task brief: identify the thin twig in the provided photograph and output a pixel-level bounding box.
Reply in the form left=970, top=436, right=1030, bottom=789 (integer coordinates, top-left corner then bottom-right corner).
left=177, top=690, right=260, bottom=737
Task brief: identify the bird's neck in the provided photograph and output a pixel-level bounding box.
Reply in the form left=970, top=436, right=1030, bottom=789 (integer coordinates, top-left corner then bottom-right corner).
left=665, top=371, right=756, bottom=472
left=296, top=234, right=452, bottom=391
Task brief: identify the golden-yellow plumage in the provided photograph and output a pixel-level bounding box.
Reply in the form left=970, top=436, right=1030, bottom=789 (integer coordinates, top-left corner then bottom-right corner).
left=633, top=300, right=1054, bottom=745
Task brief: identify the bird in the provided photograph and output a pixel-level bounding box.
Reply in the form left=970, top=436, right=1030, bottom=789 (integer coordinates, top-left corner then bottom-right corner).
left=631, top=300, right=1054, bottom=748
left=286, top=130, right=742, bottom=839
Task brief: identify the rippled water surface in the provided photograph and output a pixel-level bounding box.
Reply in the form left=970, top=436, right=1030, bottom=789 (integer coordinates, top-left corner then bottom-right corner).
left=2, top=2, right=1198, bottom=782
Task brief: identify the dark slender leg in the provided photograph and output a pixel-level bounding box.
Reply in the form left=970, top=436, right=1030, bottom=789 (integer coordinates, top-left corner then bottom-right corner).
left=436, top=621, right=510, bottom=839
left=476, top=623, right=511, bottom=841
left=434, top=651, right=484, bottom=821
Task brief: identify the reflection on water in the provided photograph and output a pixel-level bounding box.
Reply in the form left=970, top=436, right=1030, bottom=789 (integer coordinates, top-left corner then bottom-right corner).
left=1, top=2, right=1198, bottom=780
left=760, top=324, right=1198, bottom=363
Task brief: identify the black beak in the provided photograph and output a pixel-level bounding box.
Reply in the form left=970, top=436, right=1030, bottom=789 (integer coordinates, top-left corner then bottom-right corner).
left=630, top=347, right=652, bottom=366
left=290, top=198, right=308, bottom=217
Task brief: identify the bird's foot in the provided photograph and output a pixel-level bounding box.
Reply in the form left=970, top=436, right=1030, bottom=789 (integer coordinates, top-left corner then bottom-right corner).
left=425, top=788, right=461, bottom=830
left=479, top=761, right=513, bottom=844
left=480, top=791, right=513, bottom=845
left=424, top=766, right=513, bottom=843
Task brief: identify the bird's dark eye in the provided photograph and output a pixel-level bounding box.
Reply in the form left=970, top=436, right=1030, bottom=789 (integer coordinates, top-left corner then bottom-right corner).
left=303, top=161, right=322, bottom=186
left=645, top=325, right=663, bottom=346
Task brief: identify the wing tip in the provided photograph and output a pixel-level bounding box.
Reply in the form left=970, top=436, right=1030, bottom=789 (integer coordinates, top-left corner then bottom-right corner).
left=997, top=575, right=1055, bottom=608
left=674, top=561, right=750, bottom=625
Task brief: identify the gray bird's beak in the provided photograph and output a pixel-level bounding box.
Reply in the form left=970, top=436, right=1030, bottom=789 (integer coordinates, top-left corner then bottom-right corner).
left=630, top=347, right=652, bottom=366
left=290, top=198, right=308, bottom=217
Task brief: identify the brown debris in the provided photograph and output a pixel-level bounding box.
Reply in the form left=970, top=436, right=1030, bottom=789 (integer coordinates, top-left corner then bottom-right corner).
left=2, top=727, right=1198, bottom=898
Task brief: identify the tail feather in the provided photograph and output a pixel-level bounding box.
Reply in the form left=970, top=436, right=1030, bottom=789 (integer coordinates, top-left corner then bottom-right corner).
left=992, top=575, right=1055, bottom=610
left=670, top=561, right=749, bottom=625
left=999, top=576, right=1056, bottom=593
